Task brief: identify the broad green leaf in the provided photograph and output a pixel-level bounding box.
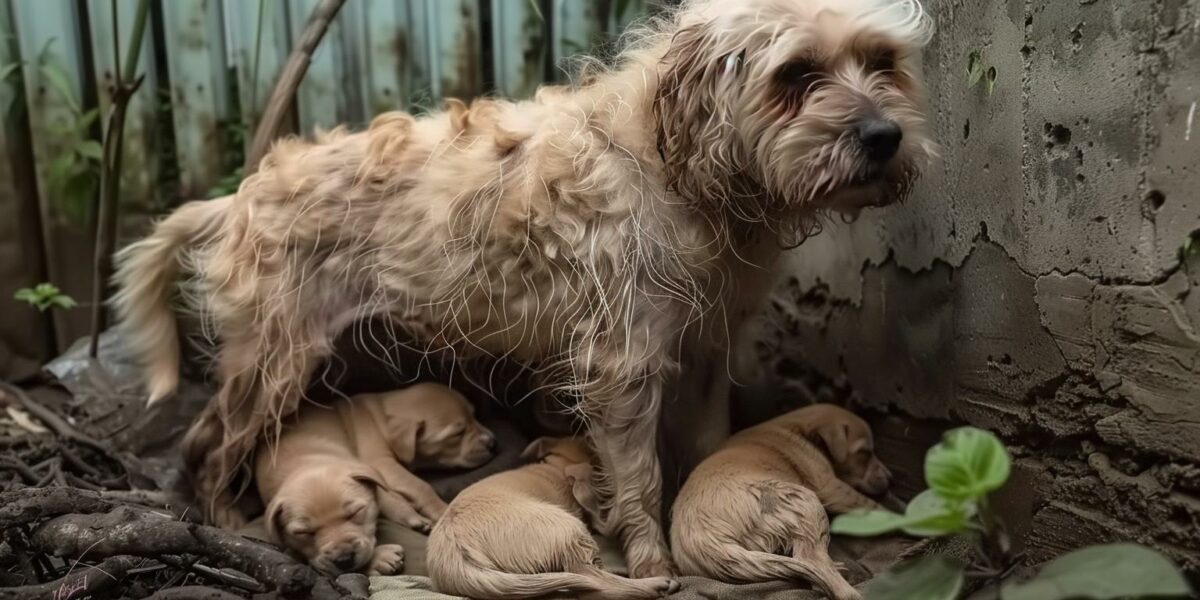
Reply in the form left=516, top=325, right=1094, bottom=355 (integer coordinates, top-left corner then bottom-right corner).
left=901, top=490, right=973, bottom=537
left=867, top=555, right=965, bottom=600
left=0, top=61, right=20, bottom=82
left=34, top=282, right=60, bottom=296
left=76, top=140, right=103, bottom=161
left=48, top=294, right=76, bottom=310
left=76, top=108, right=100, bottom=131
left=966, top=50, right=984, bottom=88
left=46, top=152, right=77, bottom=188
left=38, top=63, right=81, bottom=114
left=925, top=427, right=1010, bottom=501
left=985, top=67, right=998, bottom=96
left=1001, top=544, right=1191, bottom=600
left=14, top=288, right=38, bottom=303
left=832, top=509, right=913, bottom=537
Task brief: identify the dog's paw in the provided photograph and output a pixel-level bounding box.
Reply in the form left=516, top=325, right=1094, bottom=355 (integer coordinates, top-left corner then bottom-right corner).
left=367, top=544, right=405, bottom=576
left=647, top=577, right=681, bottom=597
left=406, top=517, right=434, bottom=535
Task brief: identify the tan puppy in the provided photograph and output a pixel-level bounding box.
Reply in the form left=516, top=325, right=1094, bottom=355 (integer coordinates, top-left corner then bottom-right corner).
left=670, top=405, right=890, bottom=600
left=427, top=437, right=680, bottom=599
left=255, top=383, right=497, bottom=575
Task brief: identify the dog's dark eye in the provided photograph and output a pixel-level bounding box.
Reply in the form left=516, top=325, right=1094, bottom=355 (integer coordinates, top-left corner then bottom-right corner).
left=778, top=60, right=820, bottom=89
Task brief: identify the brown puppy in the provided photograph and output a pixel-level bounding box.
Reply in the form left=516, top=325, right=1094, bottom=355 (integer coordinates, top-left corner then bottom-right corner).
left=427, top=437, right=680, bottom=600
left=255, top=383, right=496, bottom=575
left=670, top=405, right=890, bottom=600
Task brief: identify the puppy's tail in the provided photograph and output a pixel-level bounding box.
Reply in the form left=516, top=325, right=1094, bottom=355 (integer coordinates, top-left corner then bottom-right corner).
left=699, top=544, right=860, bottom=600
left=432, top=556, right=675, bottom=600
left=112, top=194, right=232, bottom=403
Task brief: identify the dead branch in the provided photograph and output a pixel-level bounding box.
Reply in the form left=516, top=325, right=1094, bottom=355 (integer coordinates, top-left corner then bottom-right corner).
left=145, top=586, right=246, bottom=600
left=30, top=506, right=316, bottom=595
left=243, top=0, right=347, bottom=175
left=0, top=555, right=144, bottom=600
left=0, top=382, right=112, bottom=457
left=0, top=487, right=115, bottom=528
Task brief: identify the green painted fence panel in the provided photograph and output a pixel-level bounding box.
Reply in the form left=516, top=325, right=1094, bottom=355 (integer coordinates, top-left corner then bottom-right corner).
left=162, top=0, right=228, bottom=198
left=9, top=0, right=94, bottom=348
left=424, top=0, right=481, bottom=102
left=224, top=0, right=291, bottom=140
left=359, top=0, right=415, bottom=115
left=551, top=0, right=606, bottom=81
left=491, top=0, right=546, bottom=100
left=289, top=0, right=342, bottom=133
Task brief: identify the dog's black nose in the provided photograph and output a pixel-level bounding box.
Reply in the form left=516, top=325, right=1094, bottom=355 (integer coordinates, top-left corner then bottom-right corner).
left=857, top=119, right=903, bottom=162
left=332, top=551, right=358, bottom=571
left=483, top=432, right=498, bottom=452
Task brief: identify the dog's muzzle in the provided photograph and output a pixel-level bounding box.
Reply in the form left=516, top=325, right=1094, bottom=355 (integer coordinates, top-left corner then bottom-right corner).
left=857, top=118, right=903, bottom=163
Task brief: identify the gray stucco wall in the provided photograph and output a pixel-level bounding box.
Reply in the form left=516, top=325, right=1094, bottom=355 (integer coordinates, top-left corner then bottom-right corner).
left=749, top=0, right=1200, bottom=569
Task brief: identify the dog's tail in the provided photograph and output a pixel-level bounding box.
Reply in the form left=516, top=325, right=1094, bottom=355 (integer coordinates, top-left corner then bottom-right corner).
left=112, top=194, right=232, bottom=403
left=696, top=544, right=860, bottom=600
left=434, top=562, right=675, bottom=600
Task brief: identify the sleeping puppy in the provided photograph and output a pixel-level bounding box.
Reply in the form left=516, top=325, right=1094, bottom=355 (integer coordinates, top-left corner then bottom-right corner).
left=427, top=437, right=680, bottom=600
left=255, top=383, right=497, bottom=575
left=670, top=404, right=890, bottom=600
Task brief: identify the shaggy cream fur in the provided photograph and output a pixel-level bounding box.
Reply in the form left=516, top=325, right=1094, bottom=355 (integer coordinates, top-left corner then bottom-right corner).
left=113, top=0, right=933, bottom=578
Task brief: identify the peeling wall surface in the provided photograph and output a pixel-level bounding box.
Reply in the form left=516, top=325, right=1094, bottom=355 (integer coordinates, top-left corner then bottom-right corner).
left=752, top=0, right=1200, bottom=569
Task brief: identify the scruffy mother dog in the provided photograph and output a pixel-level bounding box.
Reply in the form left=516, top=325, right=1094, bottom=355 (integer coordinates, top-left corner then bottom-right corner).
left=113, top=0, right=933, bottom=578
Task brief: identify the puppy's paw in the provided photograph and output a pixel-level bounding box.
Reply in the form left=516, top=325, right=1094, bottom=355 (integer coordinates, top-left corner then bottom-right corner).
left=406, top=516, right=434, bottom=535
left=647, top=577, right=681, bottom=596
left=367, top=544, right=405, bottom=576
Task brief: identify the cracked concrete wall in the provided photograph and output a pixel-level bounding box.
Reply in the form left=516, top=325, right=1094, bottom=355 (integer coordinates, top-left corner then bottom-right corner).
left=750, top=0, right=1200, bottom=570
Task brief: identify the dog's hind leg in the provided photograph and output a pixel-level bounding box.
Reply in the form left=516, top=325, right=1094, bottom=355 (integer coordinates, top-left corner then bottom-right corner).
left=589, top=377, right=677, bottom=579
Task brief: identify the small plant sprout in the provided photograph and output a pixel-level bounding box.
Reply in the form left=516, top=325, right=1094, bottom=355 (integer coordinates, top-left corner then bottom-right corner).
left=967, top=50, right=998, bottom=96
left=832, top=427, right=1192, bottom=600
left=14, top=282, right=77, bottom=312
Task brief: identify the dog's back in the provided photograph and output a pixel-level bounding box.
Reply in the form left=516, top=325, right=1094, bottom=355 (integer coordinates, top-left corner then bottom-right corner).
left=427, top=440, right=678, bottom=600
left=670, top=414, right=862, bottom=600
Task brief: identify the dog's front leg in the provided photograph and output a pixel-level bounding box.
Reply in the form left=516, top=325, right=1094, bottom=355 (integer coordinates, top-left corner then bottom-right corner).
left=590, top=377, right=677, bottom=579
left=816, top=479, right=884, bottom=514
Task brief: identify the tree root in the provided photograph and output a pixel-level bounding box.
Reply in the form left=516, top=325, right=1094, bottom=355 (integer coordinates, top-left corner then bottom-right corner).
left=0, top=555, right=144, bottom=600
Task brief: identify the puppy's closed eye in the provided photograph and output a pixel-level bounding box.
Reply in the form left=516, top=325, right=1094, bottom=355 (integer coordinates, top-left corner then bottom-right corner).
left=347, top=504, right=367, bottom=522
left=289, top=527, right=315, bottom=539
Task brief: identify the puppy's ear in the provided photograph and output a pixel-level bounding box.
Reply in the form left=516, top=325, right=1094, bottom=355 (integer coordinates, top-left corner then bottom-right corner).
left=349, top=466, right=384, bottom=490
left=387, top=419, right=425, bottom=464
left=563, top=462, right=599, bottom=518
left=520, top=437, right=552, bottom=461
left=811, top=423, right=851, bottom=464
left=264, top=498, right=288, bottom=545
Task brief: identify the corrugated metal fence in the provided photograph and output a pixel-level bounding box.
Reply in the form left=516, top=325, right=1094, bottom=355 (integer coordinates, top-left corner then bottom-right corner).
left=0, top=0, right=651, bottom=373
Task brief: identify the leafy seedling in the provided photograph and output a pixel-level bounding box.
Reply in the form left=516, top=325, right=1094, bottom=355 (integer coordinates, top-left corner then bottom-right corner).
left=14, top=282, right=77, bottom=312
left=832, top=427, right=1191, bottom=600
left=967, top=50, right=998, bottom=96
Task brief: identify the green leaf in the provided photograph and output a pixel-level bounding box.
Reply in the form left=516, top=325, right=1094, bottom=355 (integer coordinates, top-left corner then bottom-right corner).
left=901, top=490, right=974, bottom=537
left=0, top=61, right=21, bottom=82
left=986, top=67, right=998, bottom=96
left=832, top=509, right=914, bottom=537
left=867, top=555, right=965, bottom=600
left=966, top=50, right=984, bottom=88
left=76, top=107, right=100, bottom=131
left=14, top=288, right=38, bottom=303
left=38, top=63, right=81, bottom=114
left=1001, top=544, right=1191, bottom=600
left=34, top=282, right=60, bottom=296
left=46, top=151, right=77, bottom=188
left=48, top=294, right=76, bottom=310
left=76, top=140, right=103, bottom=161
left=925, top=427, right=1011, bottom=502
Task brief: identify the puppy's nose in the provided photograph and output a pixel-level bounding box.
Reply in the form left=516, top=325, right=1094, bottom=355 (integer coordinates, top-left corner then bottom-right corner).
left=857, top=119, right=903, bottom=162
left=482, top=432, right=497, bottom=452
left=332, top=551, right=358, bottom=572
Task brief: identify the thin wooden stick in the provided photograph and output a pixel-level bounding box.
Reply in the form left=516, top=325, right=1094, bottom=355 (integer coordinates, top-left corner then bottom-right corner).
left=243, top=0, right=347, bottom=175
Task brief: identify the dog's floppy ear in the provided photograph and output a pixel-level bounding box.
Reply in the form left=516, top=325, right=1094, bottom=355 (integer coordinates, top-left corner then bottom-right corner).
left=387, top=418, right=425, bottom=464
left=654, top=21, right=747, bottom=209
left=264, top=498, right=288, bottom=544
left=810, top=422, right=852, bottom=464
left=348, top=466, right=384, bottom=490
left=563, top=462, right=599, bottom=518
left=520, top=437, right=552, bottom=461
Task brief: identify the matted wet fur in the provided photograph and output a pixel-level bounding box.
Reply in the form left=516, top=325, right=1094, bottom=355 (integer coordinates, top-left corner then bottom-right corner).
left=112, top=0, right=934, bottom=578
